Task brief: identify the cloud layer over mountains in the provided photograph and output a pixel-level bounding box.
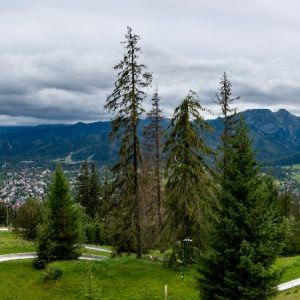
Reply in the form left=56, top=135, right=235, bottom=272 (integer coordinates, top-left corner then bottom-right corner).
left=0, top=0, right=300, bottom=125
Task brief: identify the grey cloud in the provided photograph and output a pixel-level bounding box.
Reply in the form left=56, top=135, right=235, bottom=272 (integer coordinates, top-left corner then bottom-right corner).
left=0, top=51, right=115, bottom=123
left=1, top=49, right=300, bottom=124
left=146, top=50, right=300, bottom=110
left=0, top=0, right=300, bottom=124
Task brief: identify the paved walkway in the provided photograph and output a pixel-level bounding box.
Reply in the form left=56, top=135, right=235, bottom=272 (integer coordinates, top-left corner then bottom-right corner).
left=0, top=227, right=9, bottom=231
left=0, top=252, right=36, bottom=262
left=277, top=278, right=300, bottom=292
left=82, top=244, right=112, bottom=253
left=0, top=252, right=106, bottom=262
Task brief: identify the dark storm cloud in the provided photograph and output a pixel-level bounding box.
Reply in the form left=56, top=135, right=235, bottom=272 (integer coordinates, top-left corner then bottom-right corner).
left=0, top=51, right=115, bottom=124
left=1, top=50, right=300, bottom=124
left=1, top=0, right=300, bottom=124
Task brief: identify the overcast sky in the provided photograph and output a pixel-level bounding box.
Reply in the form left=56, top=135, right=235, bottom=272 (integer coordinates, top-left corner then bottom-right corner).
left=0, top=0, right=300, bottom=125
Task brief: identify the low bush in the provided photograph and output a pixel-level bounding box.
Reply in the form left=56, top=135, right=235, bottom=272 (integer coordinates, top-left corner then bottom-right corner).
left=42, top=265, right=63, bottom=282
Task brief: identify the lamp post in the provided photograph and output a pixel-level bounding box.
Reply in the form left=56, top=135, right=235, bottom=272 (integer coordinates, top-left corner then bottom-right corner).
left=181, top=238, right=192, bottom=280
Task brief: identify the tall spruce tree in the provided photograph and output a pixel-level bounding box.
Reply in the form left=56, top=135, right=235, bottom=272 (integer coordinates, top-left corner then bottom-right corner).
left=34, top=165, right=82, bottom=268
left=199, top=76, right=284, bottom=299
left=143, top=89, right=164, bottom=232
left=105, top=26, right=152, bottom=258
left=198, top=118, right=285, bottom=299
left=215, top=72, right=239, bottom=175
left=164, top=90, right=215, bottom=251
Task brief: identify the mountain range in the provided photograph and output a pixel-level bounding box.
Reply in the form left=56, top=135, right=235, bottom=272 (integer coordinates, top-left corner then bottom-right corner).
left=0, top=108, right=300, bottom=166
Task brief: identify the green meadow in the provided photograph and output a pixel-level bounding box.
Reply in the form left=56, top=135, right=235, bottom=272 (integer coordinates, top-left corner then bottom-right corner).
left=0, top=231, right=300, bottom=299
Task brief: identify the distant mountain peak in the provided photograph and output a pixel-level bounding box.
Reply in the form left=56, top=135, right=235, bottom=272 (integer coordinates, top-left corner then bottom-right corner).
left=242, top=109, right=273, bottom=120
left=243, top=108, right=272, bottom=114
left=275, top=108, right=291, bottom=116
left=75, top=122, right=86, bottom=126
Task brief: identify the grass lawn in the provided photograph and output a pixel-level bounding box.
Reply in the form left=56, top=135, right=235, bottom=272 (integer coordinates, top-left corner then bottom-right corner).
left=1, top=256, right=299, bottom=300
left=276, top=288, right=300, bottom=299
left=3, top=231, right=300, bottom=299
left=274, top=255, right=300, bottom=283
left=273, top=256, right=300, bottom=299
left=0, top=258, right=198, bottom=300
left=0, top=230, right=35, bottom=254
left=0, top=231, right=197, bottom=299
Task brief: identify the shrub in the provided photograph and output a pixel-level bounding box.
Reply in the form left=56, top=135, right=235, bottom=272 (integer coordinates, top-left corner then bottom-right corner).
left=15, top=197, right=42, bottom=240
left=42, top=265, right=63, bottom=282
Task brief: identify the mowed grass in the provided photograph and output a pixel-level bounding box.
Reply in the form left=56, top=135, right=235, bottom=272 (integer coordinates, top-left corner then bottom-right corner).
left=0, top=256, right=298, bottom=300
left=276, top=288, right=300, bottom=300
left=274, top=255, right=300, bottom=283
left=0, top=231, right=197, bottom=299
left=0, top=230, right=35, bottom=254
left=3, top=231, right=300, bottom=299
left=0, top=258, right=198, bottom=300
left=273, top=256, right=300, bottom=299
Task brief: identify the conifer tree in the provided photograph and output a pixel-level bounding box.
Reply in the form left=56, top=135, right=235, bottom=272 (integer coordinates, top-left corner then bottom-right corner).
left=198, top=119, right=285, bottom=299
left=89, top=163, right=102, bottom=219
left=199, top=76, right=284, bottom=299
left=143, top=89, right=164, bottom=232
left=34, top=165, right=82, bottom=268
left=215, top=72, right=239, bottom=175
left=278, top=191, right=298, bottom=256
left=75, top=162, right=102, bottom=219
left=164, top=90, right=215, bottom=250
left=105, top=26, right=152, bottom=258
left=0, top=202, right=7, bottom=227
left=100, top=169, right=113, bottom=217
left=76, top=161, right=90, bottom=209
left=278, top=191, right=292, bottom=217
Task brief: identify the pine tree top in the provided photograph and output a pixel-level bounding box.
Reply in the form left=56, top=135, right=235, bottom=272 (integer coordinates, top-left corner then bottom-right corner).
left=48, top=164, right=73, bottom=214
left=105, top=26, right=152, bottom=141
left=165, top=90, right=213, bottom=167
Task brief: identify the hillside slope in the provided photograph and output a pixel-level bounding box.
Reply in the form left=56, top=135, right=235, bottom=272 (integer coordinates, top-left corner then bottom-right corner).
left=0, top=109, right=299, bottom=165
